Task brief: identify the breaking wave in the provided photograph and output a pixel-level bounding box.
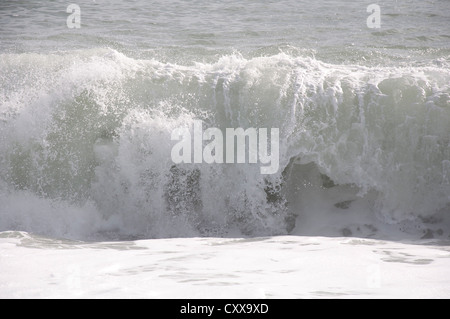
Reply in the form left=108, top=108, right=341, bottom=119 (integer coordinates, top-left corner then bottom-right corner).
left=0, top=48, right=449, bottom=239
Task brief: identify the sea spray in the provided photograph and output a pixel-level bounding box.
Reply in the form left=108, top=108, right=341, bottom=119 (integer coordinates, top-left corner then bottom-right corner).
left=0, top=49, right=449, bottom=239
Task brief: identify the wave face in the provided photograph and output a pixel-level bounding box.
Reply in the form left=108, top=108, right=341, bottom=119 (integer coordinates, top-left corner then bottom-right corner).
left=0, top=49, right=449, bottom=239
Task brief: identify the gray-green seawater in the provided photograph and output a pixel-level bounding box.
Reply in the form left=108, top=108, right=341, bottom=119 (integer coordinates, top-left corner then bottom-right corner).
left=0, top=0, right=449, bottom=239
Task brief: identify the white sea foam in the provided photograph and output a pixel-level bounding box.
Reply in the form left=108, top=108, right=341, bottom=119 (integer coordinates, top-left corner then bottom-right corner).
left=0, top=49, right=449, bottom=240
left=0, top=232, right=449, bottom=298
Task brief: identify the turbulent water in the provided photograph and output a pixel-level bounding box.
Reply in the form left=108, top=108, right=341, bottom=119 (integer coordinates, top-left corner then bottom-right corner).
left=0, top=0, right=449, bottom=240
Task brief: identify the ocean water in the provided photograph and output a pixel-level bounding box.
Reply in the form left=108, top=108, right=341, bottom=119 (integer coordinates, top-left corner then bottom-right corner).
left=0, top=0, right=449, bottom=241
